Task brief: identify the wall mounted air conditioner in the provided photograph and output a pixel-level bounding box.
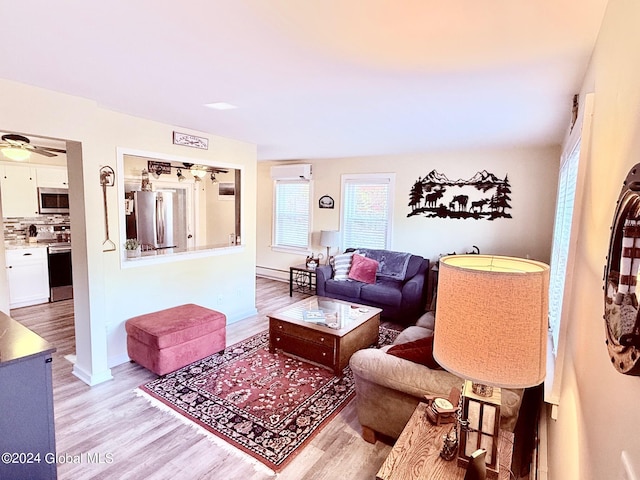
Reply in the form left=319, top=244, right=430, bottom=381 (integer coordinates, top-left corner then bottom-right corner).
left=270, top=164, right=312, bottom=180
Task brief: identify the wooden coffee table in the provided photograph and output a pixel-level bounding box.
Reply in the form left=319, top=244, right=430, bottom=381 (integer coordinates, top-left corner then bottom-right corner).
left=267, top=296, right=382, bottom=375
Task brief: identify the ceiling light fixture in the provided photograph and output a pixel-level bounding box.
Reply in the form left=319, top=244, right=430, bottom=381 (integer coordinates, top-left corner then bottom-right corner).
left=151, top=166, right=163, bottom=179
left=204, top=102, right=238, bottom=110
left=176, top=168, right=185, bottom=182
left=210, top=172, right=218, bottom=184
left=190, top=165, right=207, bottom=179
left=1, top=147, right=31, bottom=161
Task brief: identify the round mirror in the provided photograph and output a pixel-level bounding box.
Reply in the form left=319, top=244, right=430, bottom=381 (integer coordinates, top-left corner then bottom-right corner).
left=604, top=164, right=640, bottom=375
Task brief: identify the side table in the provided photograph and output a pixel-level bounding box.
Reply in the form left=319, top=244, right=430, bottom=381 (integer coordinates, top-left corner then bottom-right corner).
left=376, top=402, right=513, bottom=480
left=289, top=264, right=317, bottom=296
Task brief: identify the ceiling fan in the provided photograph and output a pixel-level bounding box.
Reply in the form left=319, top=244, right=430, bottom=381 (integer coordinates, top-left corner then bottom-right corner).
left=0, top=133, right=66, bottom=160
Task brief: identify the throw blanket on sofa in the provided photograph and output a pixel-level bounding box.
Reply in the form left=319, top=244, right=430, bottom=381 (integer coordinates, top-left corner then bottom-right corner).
left=358, top=249, right=412, bottom=281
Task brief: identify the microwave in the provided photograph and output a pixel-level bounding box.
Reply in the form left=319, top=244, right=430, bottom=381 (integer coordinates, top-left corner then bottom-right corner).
left=38, top=187, right=70, bottom=214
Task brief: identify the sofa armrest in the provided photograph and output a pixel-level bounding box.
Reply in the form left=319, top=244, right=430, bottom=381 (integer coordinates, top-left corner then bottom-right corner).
left=401, top=271, right=427, bottom=312
left=350, top=347, right=463, bottom=399
left=350, top=347, right=524, bottom=431
left=316, top=265, right=332, bottom=296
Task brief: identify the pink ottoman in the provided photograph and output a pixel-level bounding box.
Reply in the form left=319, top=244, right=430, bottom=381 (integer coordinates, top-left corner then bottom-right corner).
left=125, top=303, right=226, bottom=375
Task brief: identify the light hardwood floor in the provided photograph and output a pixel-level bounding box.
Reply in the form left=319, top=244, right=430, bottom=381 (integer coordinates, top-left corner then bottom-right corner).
left=11, top=277, right=393, bottom=480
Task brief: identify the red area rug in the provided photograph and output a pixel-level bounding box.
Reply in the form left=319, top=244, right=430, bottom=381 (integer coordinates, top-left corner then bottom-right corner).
left=137, top=327, right=398, bottom=472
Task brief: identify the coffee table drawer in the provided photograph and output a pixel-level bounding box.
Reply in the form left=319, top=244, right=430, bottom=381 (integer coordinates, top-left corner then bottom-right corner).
left=271, top=333, right=335, bottom=368
left=270, top=319, right=336, bottom=348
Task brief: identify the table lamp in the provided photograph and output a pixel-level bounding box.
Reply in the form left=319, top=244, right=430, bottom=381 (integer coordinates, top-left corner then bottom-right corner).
left=319, top=230, right=339, bottom=265
left=433, top=254, right=550, bottom=478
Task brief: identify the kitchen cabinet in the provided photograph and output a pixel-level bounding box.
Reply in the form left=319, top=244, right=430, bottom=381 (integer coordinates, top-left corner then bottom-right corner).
left=0, top=312, right=57, bottom=480
left=6, top=247, right=50, bottom=308
left=37, top=166, right=68, bottom=188
left=0, top=164, right=39, bottom=217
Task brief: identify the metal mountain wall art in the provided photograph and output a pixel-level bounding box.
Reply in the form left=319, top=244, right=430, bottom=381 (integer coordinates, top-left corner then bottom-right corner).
left=407, top=169, right=512, bottom=220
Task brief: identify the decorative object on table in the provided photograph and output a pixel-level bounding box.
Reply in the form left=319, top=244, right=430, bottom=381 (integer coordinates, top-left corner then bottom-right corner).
left=464, top=448, right=488, bottom=480
left=138, top=327, right=398, bottom=473
left=305, top=253, right=323, bottom=270
left=425, top=386, right=460, bottom=425
left=407, top=169, right=512, bottom=220
left=604, top=163, right=640, bottom=375
left=440, top=424, right=459, bottom=461
left=433, top=254, right=550, bottom=478
left=99, top=166, right=116, bottom=252
left=172, top=131, right=208, bottom=150
left=124, top=238, right=141, bottom=258
left=302, top=309, right=326, bottom=323
left=318, top=194, right=334, bottom=209
left=319, top=230, right=339, bottom=265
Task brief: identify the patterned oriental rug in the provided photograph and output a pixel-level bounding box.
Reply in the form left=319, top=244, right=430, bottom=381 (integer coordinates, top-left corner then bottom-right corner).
left=137, top=327, right=399, bottom=473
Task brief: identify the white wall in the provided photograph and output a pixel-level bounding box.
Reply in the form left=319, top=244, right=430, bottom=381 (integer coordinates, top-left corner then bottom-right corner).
left=257, top=146, right=559, bottom=278
left=0, top=78, right=257, bottom=385
left=547, top=1, right=640, bottom=478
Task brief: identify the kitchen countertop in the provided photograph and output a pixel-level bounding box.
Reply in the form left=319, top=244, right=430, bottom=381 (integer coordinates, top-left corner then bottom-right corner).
left=4, top=240, right=71, bottom=250
left=0, top=310, right=56, bottom=366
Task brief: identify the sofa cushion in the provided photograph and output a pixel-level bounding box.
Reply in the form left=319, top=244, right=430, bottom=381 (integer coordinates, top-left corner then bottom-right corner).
left=348, top=254, right=378, bottom=284
left=416, top=311, right=436, bottom=330
left=333, top=251, right=356, bottom=281
left=360, top=279, right=403, bottom=306
left=325, top=279, right=364, bottom=298
left=387, top=335, right=442, bottom=370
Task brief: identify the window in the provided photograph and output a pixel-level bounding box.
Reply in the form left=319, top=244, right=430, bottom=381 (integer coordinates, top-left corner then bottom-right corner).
left=341, top=174, right=395, bottom=250
left=548, top=144, right=580, bottom=356
left=273, top=180, right=310, bottom=250
left=545, top=93, right=593, bottom=407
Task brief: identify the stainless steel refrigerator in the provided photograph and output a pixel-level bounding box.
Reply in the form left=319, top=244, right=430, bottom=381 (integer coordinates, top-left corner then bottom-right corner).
left=132, top=190, right=187, bottom=250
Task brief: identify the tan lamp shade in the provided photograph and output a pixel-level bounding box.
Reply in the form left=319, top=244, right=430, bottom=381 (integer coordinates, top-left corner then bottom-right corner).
left=433, top=255, right=550, bottom=389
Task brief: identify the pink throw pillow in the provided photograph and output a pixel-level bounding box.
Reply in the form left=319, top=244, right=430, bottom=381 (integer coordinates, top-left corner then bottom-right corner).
left=348, top=254, right=378, bottom=284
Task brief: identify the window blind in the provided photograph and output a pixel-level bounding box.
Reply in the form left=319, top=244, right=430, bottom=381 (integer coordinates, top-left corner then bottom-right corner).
left=548, top=143, right=580, bottom=355
left=273, top=181, right=310, bottom=249
left=342, top=177, right=391, bottom=249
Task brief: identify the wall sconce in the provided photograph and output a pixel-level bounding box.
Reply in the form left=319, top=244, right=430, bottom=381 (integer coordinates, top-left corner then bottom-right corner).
left=210, top=172, right=218, bottom=184
left=176, top=168, right=185, bottom=182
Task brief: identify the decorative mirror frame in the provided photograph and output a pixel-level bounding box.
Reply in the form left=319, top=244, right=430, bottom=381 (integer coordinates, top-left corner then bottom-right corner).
left=604, top=163, right=640, bottom=375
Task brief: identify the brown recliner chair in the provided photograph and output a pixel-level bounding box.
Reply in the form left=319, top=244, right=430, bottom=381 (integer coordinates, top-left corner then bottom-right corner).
left=349, top=312, right=523, bottom=443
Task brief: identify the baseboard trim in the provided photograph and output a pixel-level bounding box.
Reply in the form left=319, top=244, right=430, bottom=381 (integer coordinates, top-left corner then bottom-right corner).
left=256, top=266, right=288, bottom=283
left=72, top=364, right=114, bottom=386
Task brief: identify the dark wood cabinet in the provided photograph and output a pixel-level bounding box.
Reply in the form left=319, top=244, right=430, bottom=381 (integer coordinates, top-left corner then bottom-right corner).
left=0, top=311, right=57, bottom=480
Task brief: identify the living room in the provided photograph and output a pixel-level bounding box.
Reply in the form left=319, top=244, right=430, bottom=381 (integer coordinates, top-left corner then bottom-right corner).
left=1, top=1, right=640, bottom=479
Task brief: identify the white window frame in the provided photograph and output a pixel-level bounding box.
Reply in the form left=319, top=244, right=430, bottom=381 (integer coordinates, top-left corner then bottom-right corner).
left=271, top=179, right=312, bottom=253
left=545, top=93, right=594, bottom=411
left=340, top=173, right=395, bottom=250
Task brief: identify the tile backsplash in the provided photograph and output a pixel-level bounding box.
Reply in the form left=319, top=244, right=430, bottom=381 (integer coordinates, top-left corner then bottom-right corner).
left=4, top=215, right=71, bottom=243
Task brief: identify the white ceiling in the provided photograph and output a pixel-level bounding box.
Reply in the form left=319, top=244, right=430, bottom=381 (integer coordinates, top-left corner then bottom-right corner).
left=0, top=1, right=608, bottom=161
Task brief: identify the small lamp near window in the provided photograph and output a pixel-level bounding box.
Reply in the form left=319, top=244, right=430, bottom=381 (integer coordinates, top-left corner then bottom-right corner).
left=319, top=230, right=339, bottom=265
left=433, top=255, right=549, bottom=478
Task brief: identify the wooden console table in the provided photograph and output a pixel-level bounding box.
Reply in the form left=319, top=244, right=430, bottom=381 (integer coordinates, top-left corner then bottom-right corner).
left=376, top=402, right=513, bottom=480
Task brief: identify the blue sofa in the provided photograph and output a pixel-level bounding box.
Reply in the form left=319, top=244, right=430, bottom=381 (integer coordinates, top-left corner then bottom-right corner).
left=316, top=249, right=429, bottom=324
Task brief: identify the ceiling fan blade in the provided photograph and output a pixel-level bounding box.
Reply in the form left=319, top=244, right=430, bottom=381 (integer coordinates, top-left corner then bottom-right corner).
left=30, top=147, right=57, bottom=157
